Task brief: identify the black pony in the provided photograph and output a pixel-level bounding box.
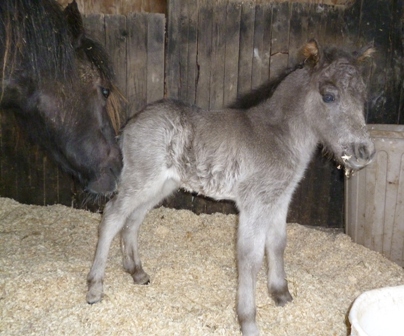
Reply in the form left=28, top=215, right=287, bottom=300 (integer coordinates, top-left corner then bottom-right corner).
left=0, top=0, right=122, bottom=194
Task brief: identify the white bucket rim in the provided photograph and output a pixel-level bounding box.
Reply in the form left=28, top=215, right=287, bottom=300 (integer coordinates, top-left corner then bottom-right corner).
left=349, top=285, right=404, bottom=336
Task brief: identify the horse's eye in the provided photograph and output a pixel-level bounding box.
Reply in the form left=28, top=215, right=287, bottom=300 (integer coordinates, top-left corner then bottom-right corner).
left=322, top=93, right=335, bottom=103
left=101, top=87, right=110, bottom=99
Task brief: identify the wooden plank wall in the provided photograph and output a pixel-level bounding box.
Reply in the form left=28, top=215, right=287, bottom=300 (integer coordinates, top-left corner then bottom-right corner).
left=57, top=0, right=166, bottom=14
left=164, top=0, right=404, bottom=227
left=0, top=13, right=165, bottom=210
left=0, top=0, right=402, bottom=228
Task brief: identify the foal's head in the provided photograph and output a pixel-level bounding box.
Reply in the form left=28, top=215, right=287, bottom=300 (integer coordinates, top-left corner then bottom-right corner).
left=302, top=40, right=375, bottom=171
left=0, top=0, right=122, bottom=194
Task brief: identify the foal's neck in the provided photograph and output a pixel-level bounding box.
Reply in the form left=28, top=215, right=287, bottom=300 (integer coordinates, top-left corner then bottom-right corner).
left=248, top=68, right=319, bottom=163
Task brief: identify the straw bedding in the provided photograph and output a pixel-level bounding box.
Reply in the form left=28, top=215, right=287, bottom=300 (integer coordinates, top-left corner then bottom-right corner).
left=1, top=196, right=403, bottom=335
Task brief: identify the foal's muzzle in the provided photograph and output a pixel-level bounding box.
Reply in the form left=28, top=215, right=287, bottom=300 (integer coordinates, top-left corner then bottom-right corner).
left=343, top=142, right=376, bottom=170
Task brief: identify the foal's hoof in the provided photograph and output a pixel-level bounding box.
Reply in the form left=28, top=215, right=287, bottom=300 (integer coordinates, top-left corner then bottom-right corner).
left=86, top=291, right=103, bottom=305
left=131, top=271, right=150, bottom=285
left=86, top=282, right=103, bottom=304
left=272, top=289, right=293, bottom=307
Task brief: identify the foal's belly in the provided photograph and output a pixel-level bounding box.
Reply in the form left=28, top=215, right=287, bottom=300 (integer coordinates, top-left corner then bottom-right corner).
left=181, top=183, right=236, bottom=201
left=179, top=166, right=239, bottom=201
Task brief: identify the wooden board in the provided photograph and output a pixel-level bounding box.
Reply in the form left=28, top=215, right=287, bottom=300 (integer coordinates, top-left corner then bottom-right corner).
left=147, top=14, right=165, bottom=104
left=223, top=3, right=242, bottom=106
left=105, top=15, right=128, bottom=98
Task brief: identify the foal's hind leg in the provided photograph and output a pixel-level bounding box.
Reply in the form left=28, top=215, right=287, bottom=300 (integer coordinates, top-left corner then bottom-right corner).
left=120, top=206, right=151, bottom=285
left=120, top=178, right=179, bottom=285
left=86, top=177, right=178, bottom=304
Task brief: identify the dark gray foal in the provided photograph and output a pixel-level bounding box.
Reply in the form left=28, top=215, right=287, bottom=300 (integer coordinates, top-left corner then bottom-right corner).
left=87, top=40, right=375, bottom=335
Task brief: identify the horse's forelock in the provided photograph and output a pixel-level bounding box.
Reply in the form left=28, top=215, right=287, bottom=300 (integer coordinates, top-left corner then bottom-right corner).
left=80, top=38, right=115, bottom=82
left=1, top=0, right=76, bottom=83
left=78, top=38, right=124, bottom=133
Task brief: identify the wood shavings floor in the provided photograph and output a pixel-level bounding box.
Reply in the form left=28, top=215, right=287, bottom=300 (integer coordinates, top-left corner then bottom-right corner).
left=1, top=197, right=403, bottom=335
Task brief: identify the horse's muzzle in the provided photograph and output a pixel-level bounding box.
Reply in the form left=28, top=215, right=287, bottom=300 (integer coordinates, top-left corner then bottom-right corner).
left=86, top=159, right=122, bottom=195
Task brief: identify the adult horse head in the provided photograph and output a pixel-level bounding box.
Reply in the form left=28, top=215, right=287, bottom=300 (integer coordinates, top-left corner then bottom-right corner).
left=0, top=0, right=122, bottom=195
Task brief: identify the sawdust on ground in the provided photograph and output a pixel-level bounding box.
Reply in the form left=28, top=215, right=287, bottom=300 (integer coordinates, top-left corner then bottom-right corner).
left=1, top=197, right=403, bottom=335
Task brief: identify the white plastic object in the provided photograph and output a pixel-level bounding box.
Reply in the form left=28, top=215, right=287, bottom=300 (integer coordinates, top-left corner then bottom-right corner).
left=349, top=285, right=404, bottom=336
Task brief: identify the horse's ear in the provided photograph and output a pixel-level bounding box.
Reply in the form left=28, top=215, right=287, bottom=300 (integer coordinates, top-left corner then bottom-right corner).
left=64, top=0, right=85, bottom=49
left=302, top=39, right=321, bottom=67
left=356, top=43, right=376, bottom=63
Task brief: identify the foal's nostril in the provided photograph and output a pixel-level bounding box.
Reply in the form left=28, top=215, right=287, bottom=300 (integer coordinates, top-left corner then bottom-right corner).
left=358, top=144, right=368, bottom=160
left=351, top=142, right=375, bottom=165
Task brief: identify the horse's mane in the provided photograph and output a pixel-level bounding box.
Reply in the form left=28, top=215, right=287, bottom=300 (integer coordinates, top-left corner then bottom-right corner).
left=0, top=0, right=76, bottom=82
left=0, top=0, right=116, bottom=84
left=0, top=0, right=122, bottom=130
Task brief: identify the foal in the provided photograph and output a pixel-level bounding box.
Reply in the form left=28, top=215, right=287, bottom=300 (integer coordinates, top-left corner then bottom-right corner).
left=87, top=40, right=375, bottom=335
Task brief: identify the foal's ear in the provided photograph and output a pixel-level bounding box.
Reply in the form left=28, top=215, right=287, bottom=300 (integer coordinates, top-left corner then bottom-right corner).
left=64, top=0, right=85, bottom=49
left=302, top=39, right=321, bottom=66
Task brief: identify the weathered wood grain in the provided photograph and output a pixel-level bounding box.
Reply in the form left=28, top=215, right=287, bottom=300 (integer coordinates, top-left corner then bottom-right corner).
left=269, top=2, right=290, bottom=79
left=126, top=13, right=148, bottom=114
left=209, top=4, right=227, bottom=109
left=105, top=15, right=128, bottom=98
left=195, top=3, right=213, bottom=109
left=237, top=3, right=256, bottom=96
left=252, top=4, right=272, bottom=87
left=223, top=2, right=242, bottom=106
left=147, top=14, right=165, bottom=104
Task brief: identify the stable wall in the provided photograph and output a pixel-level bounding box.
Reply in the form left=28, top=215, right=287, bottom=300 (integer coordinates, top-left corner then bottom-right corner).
left=0, top=0, right=402, bottom=227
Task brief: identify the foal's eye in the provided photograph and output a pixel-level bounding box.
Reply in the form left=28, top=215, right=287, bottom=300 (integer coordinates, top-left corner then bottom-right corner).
left=101, top=87, right=110, bottom=99
left=322, top=93, right=335, bottom=103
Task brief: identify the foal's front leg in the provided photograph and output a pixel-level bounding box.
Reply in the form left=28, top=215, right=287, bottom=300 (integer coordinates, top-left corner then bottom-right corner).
left=236, top=205, right=293, bottom=336
left=237, top=211, right=267, bottom=336
left=265, top=206, right=292, bottom=306
left=86, top=197, right=131, bottom=304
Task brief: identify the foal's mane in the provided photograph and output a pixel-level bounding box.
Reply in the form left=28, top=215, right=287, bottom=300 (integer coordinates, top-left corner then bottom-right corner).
left=229, top=63, right=304, bottom=110
left=229, top=46, right=361, bottom=110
